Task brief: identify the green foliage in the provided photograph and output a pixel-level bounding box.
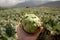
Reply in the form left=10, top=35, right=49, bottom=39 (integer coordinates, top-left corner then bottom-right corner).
left=42, top=15, right=60, bottom=35
left=0, top=22, right=17, bottom=40
left=5, top=23, right=16, bottom=37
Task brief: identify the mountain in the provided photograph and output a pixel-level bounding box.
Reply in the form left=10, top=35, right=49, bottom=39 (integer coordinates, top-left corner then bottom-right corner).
left=13, top=1, right=35, bottom=7
left=9, top=1, right=50, bottom=8
left=39, top=1, right=60, bottom=7
left=12, top=1, right=60, bottom=8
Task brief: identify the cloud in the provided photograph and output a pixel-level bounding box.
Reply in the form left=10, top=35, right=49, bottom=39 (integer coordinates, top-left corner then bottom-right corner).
left=0, top=0, right=26, bottom=7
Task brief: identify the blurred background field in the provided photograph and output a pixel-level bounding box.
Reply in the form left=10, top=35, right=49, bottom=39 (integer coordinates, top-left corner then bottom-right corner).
left=0, top=7, right=60, bottom=40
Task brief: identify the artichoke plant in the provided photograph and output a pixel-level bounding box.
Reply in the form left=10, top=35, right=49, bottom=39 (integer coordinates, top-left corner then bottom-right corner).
left=0, top=22, right=17, bottom=40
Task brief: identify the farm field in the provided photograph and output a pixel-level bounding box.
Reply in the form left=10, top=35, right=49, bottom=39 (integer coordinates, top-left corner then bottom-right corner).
left=0, top=7, right=60, bottom=40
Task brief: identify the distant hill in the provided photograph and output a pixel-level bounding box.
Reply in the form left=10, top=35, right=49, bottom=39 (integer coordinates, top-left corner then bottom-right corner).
left=39, top=1, right=60, bottom=7
left=13, top=1, right=49, bottom=7
left=12, top=1, right=60, bottom=8
left=13, top=1, right=35, bottom=7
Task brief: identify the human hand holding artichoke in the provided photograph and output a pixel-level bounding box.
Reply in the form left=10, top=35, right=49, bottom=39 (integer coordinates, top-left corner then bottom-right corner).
left=17, top=14, right=43, bottom=40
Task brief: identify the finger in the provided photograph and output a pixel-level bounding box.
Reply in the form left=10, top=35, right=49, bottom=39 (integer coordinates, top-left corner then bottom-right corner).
left=17, top=24, right=25, bottom=40
left=16, top=24, right=21, bottom=40
left=36, top=22, right=43, bottom=34
left=39, top=22, right=43, bottom=27
left=39, top=27, right=44, bottom=33
left=35, top=26, right=43, bottom=36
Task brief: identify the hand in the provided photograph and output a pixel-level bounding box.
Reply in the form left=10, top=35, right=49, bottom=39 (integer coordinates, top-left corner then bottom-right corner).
left=17, top=22, right=43, bottom=40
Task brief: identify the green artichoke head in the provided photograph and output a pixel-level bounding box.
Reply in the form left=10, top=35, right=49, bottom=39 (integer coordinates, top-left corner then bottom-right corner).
left=21, top=14, right=41, bottom=33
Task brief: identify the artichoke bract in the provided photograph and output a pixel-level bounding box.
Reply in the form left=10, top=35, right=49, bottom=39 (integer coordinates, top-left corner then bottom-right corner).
left=21, top=14, right=41, bottom=33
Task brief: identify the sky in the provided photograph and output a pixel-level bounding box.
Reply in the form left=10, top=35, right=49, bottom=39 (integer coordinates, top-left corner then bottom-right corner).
left=0, top=0, right=26, bottom=7
left=0, top=0, right=59, bottom=7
